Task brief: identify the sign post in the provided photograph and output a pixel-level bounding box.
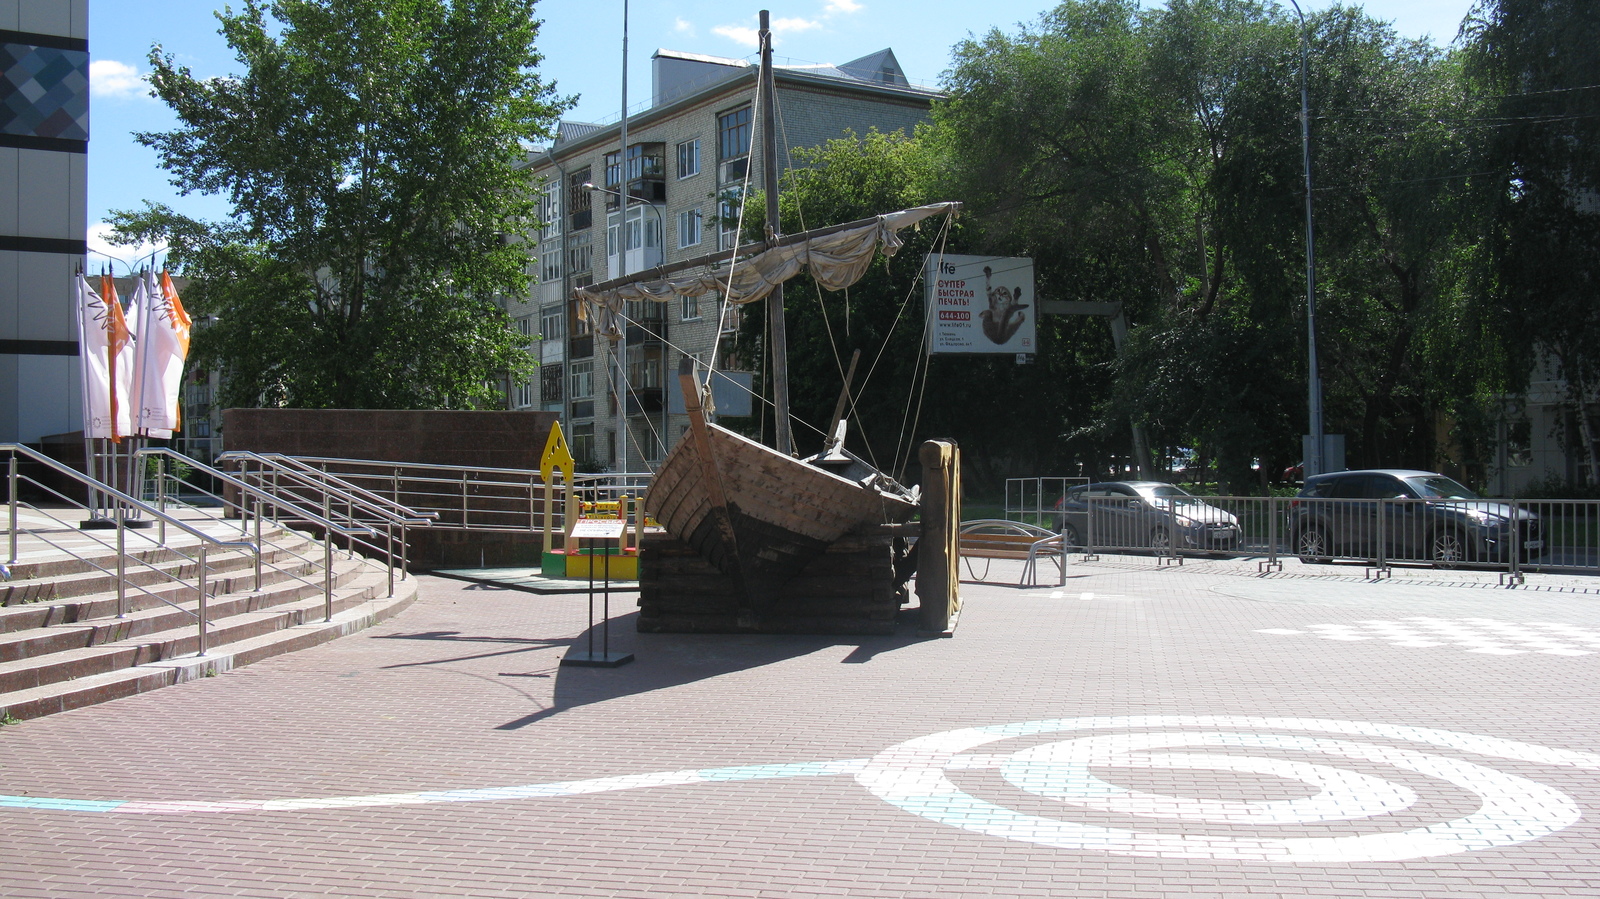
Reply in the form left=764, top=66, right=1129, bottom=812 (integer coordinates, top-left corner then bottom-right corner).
left=560, top=518, right=635, bottom=668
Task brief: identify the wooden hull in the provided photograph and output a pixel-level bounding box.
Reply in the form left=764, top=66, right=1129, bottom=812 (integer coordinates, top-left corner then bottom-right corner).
left=644, top=422, right=917, bottom=601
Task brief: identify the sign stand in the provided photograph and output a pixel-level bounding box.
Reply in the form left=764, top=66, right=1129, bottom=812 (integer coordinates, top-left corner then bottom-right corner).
left=560, top=518, right=634, bottom=668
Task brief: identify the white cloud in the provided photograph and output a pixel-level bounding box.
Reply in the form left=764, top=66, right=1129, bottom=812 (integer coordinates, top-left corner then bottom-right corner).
left=90, top=60, right=151, bottom=100
left=713, top=2, right=853, bottom=50
left=712, top=24, right=759, bottom=47
left=673, top=17, right=695, bottom=36
left=715, top=16, right=823, bottom=48
left=87, top=223, right=167, bottom=270
left=773, top=17, right=823, bottom=34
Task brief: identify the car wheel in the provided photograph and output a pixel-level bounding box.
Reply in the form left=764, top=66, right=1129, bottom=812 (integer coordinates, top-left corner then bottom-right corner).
left=1061, top=524, right=1082, bottom=550
left=1295, top=526, right=1330, bottom=564
left=1430, top=529, right=1468, bottom=569
left=1150, top=527, right=1172, bottom=555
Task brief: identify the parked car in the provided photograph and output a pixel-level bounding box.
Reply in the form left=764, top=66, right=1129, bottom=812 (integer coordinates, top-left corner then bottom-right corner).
left=1288, top=469, right=1542, bottom=568
left=1053, top=481, right=1241, bottom=553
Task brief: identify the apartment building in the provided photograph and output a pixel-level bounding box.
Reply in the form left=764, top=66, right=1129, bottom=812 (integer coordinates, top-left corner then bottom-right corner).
left=517, top=47, right=937, bottom=472
left=0, top=1, right=88, bottom=444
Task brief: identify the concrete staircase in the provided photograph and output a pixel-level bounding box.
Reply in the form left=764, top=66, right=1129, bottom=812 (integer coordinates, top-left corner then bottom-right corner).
left=0, top=518, right=417, bottom=721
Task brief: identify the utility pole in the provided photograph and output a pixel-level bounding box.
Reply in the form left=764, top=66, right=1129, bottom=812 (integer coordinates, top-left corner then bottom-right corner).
left=1288, top=0, right=1323, bottom=478
left=614, top=0, right=630, bottom=472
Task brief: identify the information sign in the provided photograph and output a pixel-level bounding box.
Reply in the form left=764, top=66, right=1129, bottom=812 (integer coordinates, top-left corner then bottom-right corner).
left=924, top=255, right=1036, bottom=355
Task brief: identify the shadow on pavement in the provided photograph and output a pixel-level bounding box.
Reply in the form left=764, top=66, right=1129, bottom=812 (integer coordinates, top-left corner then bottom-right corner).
left=500, top=608, right=926, bottom=729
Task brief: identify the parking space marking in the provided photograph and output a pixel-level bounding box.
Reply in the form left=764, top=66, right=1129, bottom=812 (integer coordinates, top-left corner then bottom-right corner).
left=1256, top=617, right=1600, bottom=656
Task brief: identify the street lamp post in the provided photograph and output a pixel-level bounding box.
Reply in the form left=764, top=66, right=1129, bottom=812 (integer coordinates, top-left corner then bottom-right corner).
left=1287, top=0, right=1324, bottom=478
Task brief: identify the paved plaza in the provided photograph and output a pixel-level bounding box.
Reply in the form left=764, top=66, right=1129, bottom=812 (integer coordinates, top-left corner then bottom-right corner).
left=2, top=556, right=1599, bottom=897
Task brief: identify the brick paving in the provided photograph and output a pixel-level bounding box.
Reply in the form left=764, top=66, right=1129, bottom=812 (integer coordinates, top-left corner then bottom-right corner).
left=1, top=557, right=1598, bottom=897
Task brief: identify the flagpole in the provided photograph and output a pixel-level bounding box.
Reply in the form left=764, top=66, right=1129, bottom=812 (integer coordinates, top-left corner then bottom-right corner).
left=73, top=270, right=104, bottom=522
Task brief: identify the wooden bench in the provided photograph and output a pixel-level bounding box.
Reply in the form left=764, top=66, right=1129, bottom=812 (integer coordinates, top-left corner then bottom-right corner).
left=957, top=520, right=1063, bottom=586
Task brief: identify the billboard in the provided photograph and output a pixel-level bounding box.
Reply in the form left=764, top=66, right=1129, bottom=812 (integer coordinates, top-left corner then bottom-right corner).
left=925, top=255, right=1036, bottom=355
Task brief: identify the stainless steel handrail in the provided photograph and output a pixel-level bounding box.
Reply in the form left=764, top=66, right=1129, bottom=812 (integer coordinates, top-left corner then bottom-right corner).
left=218, top=452, right=438, bottom=526
left=237, top=453, right=656, bottom=536
left=4, top=443, right=258, bottom=654
left=138, top=447, right=390, bottom=606
left=214, top=450, right=435, bottom=596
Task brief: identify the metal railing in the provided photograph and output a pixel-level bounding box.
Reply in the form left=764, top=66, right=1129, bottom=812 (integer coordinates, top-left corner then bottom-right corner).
left=1004, top=477, right=1089, bottom=528
left=226, top=455, right=655, bottom=539
left=130, top=447, right=389, bottom=621
left=212, top=451, right=435, bottom=595
left=1045, top=493, right=1599, bottom=582
left=5, top=444, right=261, bottom=655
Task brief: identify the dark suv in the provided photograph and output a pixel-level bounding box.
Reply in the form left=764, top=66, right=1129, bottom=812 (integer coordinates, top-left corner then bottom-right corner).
left=1288, top=469, right=1542, bottom=567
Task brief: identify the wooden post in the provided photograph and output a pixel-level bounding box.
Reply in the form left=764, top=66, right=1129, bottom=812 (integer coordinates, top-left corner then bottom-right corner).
left=917, top=439, right=961, bottom=635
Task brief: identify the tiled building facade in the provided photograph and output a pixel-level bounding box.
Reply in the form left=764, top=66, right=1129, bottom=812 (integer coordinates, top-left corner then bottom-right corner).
left=516, top=48, right=936, bottom=472
left=0, top=0, right=88, bottom=444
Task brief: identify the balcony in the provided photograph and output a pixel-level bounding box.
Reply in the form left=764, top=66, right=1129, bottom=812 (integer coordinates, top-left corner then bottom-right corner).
left=626, top=388, right=664, bottom=415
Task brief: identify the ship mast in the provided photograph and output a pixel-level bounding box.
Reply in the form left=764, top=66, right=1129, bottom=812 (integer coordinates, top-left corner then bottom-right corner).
left=758, top=10, right=793, bottom=455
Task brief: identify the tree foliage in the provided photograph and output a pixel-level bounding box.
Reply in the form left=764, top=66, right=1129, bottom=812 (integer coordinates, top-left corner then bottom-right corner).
left=1465, top=0, right=1600, bottom=483
left=928, top=0, right=1502, bottom=488
left=110, top=0, right=568, bottom=409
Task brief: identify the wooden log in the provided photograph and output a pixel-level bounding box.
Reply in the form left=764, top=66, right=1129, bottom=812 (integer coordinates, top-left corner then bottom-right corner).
left=917, top=439, right=961, bottom=634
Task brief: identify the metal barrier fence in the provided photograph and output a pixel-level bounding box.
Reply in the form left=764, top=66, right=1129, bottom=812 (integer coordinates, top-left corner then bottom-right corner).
left=223, top=455, right=655, bottom=536
left=1050, top=493, right=1600, bottom=580
left=1004, top=477, right=1089, bottom=528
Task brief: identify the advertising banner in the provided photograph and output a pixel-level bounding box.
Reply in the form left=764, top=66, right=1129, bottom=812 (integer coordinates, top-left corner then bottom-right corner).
left=925, top=255, right=1036, bottom=354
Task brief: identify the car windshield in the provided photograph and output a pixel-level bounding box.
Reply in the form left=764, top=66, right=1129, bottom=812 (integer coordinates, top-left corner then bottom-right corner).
left=1134, top=484, right=1194, bottom=500
left=1404, top=475, right=1479, bottom=500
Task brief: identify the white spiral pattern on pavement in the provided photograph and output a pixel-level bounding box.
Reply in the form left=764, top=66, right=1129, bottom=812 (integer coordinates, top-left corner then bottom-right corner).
left=856, top=716, right=1598, bottom=863
left=4, top=715, right=1595, bottom=863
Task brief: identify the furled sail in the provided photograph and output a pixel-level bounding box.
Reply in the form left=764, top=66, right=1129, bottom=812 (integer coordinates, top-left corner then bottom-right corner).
left=574, top=202, right=959, bottom=340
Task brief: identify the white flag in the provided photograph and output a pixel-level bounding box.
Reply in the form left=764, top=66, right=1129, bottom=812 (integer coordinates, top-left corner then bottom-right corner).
left=129, top=270, right=191, bottom=437
left=74, top=274, right=132, bottom=440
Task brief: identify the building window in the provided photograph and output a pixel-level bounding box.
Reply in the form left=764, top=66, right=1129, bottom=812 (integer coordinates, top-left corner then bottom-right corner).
left=606, top=206, right=663, bottom=274
left=678, top=208, right=702, bottom=249
left=681, top=292, right=702, bottom=322
left=634, top=422, right=663, bottom=463
left=540, top=248, right=562, bottom=283
left=541, top=362, right=563, bottom=404
left=626, top=143, right=663, bottom=182
left=538, top=181, right=562, bottom=240
left=603, top=150, right=623, bottom=193
left=541, top=305, right=565, bottom=343
left=567, top=168, right=592, bottom=231
left=566, top=232, right=591, bottom=275
left=515, top=379, right=535, bottom=409
left=718, top=187, right=744, bottom=251
left=516, top=315, right=536, bottom=349
left=719, top=107, right=752, bottom=163
left=627, top=343, right=664, bottom=390
left=677, top=138, right=700, bottom=179
left=572, top=423, right=595, bottom=469
left=570, top=359, right=594, bottom=400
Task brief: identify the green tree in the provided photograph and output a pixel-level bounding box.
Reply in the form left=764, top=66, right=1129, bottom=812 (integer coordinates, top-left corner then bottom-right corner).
left=1216, top=7, right=1494, bottom=475
left=933, top=0, right=1302, bottom=487
left=110, top=0, right=568, bottom=409
left=1466, top=0, right=1600, bottom=484
left=933, top=0, right=1493, bottom=487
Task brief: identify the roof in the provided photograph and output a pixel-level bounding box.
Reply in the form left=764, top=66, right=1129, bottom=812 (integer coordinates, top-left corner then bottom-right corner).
left=536, top=45, right=939, bottom=155
left=1307, top=469, right=1446, bottom=479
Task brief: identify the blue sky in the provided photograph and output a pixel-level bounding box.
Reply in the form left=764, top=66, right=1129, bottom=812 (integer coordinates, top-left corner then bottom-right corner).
left=87, top=0, right=1479, bottom=269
